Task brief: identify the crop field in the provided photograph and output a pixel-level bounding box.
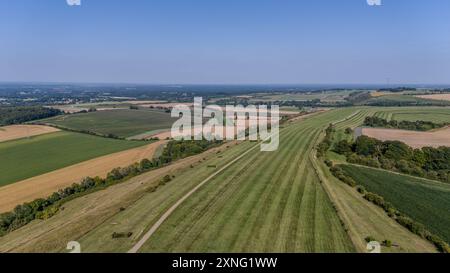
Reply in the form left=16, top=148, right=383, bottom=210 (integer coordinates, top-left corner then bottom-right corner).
left=0, top=131, right=146, bottom=187
left=340, top=165, right=450, bottom=244
left=41, top=109, right=177, bottom=138
left=373, top=107, right=450, bottom=123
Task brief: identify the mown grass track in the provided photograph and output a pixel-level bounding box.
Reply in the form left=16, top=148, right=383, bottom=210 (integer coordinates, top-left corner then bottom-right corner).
left=135, top=109, right=357, bottom=253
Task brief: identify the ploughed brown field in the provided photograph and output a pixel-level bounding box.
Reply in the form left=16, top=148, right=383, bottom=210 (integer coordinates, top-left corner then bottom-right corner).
left=0, top=140, right=166, bottom=213
left=416, top=94, right=450, bottom=102
left=0, top=125, right=60, bottom=143
left=362, top=127, right=450, bottom=148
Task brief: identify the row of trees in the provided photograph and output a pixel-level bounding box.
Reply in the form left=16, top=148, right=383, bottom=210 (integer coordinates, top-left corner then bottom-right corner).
left=316, top=124, right=335, bottom=157
left=0, top=139, right=222, bottom=237
left=329, top=166, right=356, bottom=187
left=334, top=136, right=450, bottom=183
left=0, top=106, right=62, bottom=126
left=363, top=116, right=447, bottom=131
left=363, top=189, right=449, bottom=253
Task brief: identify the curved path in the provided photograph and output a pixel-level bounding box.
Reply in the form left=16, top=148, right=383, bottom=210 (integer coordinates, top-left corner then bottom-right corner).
left=128, top=141, right=261, bottom=253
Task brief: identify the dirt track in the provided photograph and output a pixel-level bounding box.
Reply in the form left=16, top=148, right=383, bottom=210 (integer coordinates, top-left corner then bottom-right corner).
left=0, top=140, right=167, bottom=213
left=0, top=125, right=60, bottom=143
left=128, top=141, right=260, bottom=253
left=362, top=127, right=450, bottom=148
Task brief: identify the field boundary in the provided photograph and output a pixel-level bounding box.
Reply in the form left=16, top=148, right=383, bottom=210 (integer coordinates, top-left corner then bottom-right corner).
left=310, top=131, right=365, bottom=252
left=0, top=140, right=165, bottom=212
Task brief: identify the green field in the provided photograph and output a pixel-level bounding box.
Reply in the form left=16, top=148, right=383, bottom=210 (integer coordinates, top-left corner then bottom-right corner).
left=41, top=109, right=177, bottom=138
left=340, top=165, right=450, bottom=244
left=0, top=131, right=146, bottom=186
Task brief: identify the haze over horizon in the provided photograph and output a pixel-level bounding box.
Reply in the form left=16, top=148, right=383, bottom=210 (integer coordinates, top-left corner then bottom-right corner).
left=1, top=0, right=449, bottom=84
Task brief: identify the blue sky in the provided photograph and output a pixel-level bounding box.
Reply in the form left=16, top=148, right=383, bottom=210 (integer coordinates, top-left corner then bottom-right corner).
left=1, top=0, right=449, bottom=84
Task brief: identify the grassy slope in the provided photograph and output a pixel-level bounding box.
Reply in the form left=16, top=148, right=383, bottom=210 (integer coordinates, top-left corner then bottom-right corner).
left=41, top=109, right=176, bottom=138
left=0, top=131, right=146, bottom=187
left=341, top=164, right=450, bottom=244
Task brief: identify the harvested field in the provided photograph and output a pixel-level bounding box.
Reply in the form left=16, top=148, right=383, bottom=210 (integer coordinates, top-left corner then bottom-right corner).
left=362, top=127, right=450, bottom=148
left=0, top=140, right=166, bottom=213
left=0, top=125, right=60, bottom=143
left=416, top=94, right=450, bottom=102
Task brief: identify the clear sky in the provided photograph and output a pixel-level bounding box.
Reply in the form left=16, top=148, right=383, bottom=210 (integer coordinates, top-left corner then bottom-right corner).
left=1, top=0, right=449, bottom=84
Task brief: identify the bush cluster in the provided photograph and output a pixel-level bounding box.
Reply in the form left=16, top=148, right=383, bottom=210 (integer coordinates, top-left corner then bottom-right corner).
left=334, top=135, right=450, bottom=183
left=317, top=124, right=335, bottom=157
left=364, top=116, right=447, bottom=131
left=329, top=166, right=356, bottom=187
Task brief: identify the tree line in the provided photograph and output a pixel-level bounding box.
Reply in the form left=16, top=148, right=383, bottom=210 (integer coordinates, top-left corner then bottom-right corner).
left=0, top=106, right=62, bottom=126
left=0, top=139, right=222, bottom=237
left=363, top=116, right=448, bottom=131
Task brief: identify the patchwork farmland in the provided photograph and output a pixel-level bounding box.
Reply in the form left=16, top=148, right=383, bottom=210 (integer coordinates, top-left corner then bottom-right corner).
left=0, top=106, right=448, bottom=253
left=0, top=140, right=165, bottom=213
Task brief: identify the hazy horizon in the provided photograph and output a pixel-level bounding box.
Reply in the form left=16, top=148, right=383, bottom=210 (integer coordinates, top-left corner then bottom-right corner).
left=1, top=0, right=449, bottom=84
